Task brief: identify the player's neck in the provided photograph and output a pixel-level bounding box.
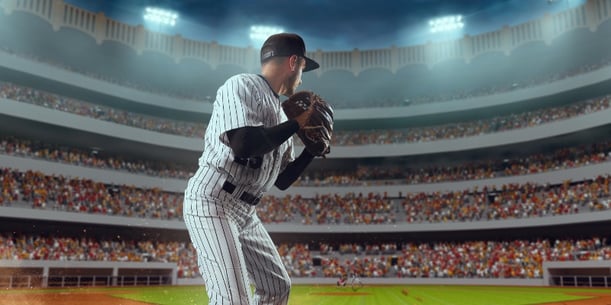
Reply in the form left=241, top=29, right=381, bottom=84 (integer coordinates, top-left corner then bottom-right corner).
left=261, top=63, right=293, bottom=97
left=257, top=74, right=280, bottom=98
left=260, top=72, right=283, bottom=96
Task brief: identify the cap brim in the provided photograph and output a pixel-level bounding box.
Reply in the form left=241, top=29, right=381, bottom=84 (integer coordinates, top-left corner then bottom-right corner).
left=303, top=56, right=320, bottom=72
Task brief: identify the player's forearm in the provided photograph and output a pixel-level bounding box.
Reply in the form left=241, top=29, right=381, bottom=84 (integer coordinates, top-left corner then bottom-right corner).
left=227, top=120, right=299, bottom=157
left=274, top=148, right=314, bottom=190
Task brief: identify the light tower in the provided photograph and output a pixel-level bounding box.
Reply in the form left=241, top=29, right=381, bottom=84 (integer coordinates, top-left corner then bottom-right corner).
left=143, top=7, right=179, bottom=27
left=428, top=15, right=464, bottom=33
left=249, top=25, right=284, bottom=44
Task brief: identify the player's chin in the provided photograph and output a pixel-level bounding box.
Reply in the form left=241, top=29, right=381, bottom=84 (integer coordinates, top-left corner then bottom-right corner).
left=287, top=83, right=302, bottom=97
left=283, top=88, right=296, bottom=97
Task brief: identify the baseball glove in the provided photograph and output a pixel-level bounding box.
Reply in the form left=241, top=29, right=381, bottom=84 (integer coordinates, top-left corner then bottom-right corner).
left=282, top=91, right=334, bottom=157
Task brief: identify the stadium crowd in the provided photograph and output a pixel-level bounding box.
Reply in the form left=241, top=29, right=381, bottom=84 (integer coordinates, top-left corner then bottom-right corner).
left=401, top=176, right=611, bottom=223
left=332, top=94, right=610, bottom=145
left=2, top=135, right=610, bottom=186
left=0, top=233, right=199, bottom=279
left=0, top=168, right=182, bottom=219
left=0, top=82, right=207, bottom=138
left=1, top=166, right=609, bottom=225
left=0, top=136, right=194, bottom=179
left=2, top=81, right=610, bottom=146
left=392, top=238, right=611, bottom=279
left=298, top=140, right=611, bottom=186
left=1, top=233, right=608, bottom=279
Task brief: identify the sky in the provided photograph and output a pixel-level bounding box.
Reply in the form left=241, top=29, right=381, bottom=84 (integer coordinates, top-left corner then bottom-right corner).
left=65, top=0, right=585, bottom=51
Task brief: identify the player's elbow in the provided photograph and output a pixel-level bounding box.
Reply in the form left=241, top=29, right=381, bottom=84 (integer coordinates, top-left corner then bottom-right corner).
left=226, top=128, right=251, bottom=157
left=274, top=180, right=291, bottom=191
left=230, top=141, right=251, bottom=158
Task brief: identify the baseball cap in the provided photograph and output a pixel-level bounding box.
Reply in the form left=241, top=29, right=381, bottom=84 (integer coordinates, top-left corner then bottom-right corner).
left=260, top=33, right=320, bottom=72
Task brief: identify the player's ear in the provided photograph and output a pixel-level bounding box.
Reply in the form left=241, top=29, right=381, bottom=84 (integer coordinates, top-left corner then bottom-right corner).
left=288, top=55, right=299, bottom=72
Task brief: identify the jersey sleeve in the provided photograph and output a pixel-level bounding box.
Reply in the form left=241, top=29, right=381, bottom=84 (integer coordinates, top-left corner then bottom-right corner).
left=280, top=136, right=295, bottom=171
left=214, top=75, right=264, bottom=145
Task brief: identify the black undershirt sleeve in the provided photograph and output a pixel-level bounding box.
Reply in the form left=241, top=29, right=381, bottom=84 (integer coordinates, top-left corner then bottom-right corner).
left=226, top=120, right=314, bottom=190
left=274, top=149, right=315, bottom=190
left=226, top=120, right=299, bottom=157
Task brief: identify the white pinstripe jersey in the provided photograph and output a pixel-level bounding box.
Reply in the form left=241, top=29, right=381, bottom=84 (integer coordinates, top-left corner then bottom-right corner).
left=184, top=73, right=294, bottom=212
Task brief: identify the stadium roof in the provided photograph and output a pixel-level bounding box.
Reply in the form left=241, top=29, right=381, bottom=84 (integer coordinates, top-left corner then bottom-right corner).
left=65, top=0, right=585, bottom=50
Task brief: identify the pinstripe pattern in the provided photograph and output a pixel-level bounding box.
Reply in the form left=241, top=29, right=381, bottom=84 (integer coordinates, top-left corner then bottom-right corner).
left=184, top=73, right=293, bottom=305
left=184, top=212, right=252, bottom=305
left=185, top=74, right=294, bottom=208
left=241, top=216, right=291, bottom=305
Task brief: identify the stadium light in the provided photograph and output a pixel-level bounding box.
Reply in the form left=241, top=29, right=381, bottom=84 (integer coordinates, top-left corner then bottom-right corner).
left=249, top=25, right=284, bottom=42
left=143, top=7, right=178, bottom=26
left=429, top=15, right=464, bottom=33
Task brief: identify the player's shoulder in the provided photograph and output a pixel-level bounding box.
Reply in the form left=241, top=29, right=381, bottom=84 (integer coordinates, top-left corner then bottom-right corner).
left=225, top=73, right=264, bottom=87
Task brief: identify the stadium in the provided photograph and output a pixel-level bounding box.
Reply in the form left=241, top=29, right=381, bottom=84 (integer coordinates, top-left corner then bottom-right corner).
left=0, top=0, right=610, bottom=304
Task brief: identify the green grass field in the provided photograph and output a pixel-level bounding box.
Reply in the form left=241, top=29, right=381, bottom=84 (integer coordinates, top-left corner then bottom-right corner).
left=98, top=285, right=611, bottom=305
left=1, top=284, right=609, bottom=305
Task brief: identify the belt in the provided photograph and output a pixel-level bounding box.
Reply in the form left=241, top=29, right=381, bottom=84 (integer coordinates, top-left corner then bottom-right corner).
left=234, top=156, right=262, bottom=169
left=222, top=181, right=261, bottom=206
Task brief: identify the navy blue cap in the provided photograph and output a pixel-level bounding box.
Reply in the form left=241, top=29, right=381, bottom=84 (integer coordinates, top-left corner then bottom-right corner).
left=260, top=33, right=319, bottom=72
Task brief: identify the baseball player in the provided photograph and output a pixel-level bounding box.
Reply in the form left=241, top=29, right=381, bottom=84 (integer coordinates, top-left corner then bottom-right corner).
left=349, top=272, right=364, bottom=291
left=183, top=33, right=320, bottom=305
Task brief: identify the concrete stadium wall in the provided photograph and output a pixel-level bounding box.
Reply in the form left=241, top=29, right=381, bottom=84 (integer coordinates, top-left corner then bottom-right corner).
left=178, top=276, right=544, bottom=287
left=4, top=260, right=605, bottom=288
left=0, top=259, right=177, bottom=287
left=543, top=261, right=611, bottom=287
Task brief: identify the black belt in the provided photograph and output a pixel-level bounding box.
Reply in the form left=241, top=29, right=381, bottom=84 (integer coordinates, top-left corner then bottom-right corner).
left=222, top=181, right=261, bottom=206
left=234, top=156, right=262, bottom=169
